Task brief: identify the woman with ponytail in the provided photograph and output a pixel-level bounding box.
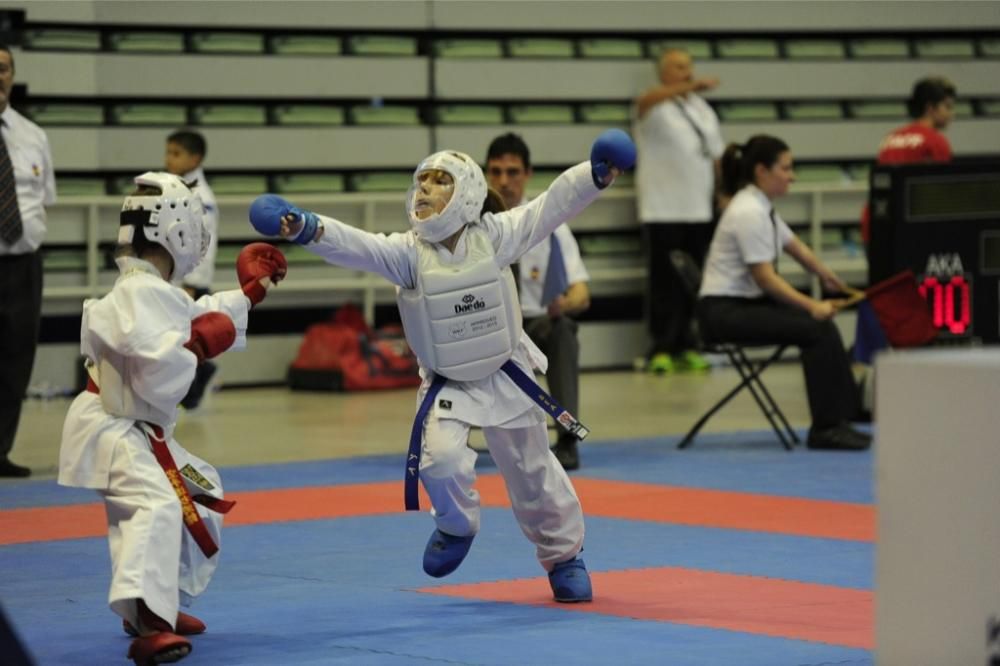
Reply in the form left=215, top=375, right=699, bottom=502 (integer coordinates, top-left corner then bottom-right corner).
left=697, top=135, right=870, bottom=451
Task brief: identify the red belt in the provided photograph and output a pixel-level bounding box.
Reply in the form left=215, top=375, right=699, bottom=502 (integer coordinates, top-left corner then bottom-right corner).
left=86, top=379, right=234, bottom=557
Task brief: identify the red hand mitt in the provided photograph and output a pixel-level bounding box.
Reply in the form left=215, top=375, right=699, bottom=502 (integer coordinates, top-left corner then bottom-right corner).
left=237, top=243, right=288, bottom=306
left=185, top=312, right=237, bottom=363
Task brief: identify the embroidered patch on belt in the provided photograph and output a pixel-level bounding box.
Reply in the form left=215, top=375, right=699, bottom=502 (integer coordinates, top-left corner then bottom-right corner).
left=438, top=399, right=453, bottom=410
left=179, top=464, right=215, bottom=491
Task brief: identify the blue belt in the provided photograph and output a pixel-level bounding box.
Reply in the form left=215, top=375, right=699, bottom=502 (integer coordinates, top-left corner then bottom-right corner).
left=404, top=359, right=589, bottom=511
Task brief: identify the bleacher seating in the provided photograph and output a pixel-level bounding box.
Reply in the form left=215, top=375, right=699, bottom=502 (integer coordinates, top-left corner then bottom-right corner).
left=190, top=32, right=265, bottom=54
left=716, top=38, right=780, bottom=59
left=273, top=105, right=345, bottom=125
left=273, top=173, right=346, bottom=194
left=914, top=39, right=976, bottom=58
left=208, top=174, right=269, bottom=195
left=22, top=28, right=100, bottom=51
left=509, top=104, right=576, bottom=124
left=434, top=39, right=503, bottom=58
left=3, top=0, right=998, bottom=356
left=648, top=39, right=712, bottom=59
left=847, top=101, right=908, bottom=119
left=269, top=34, right=343, bottom=56
left=107, top=31, right=185, bottom=53
left=191, top=104, right=268, bottom=126
left=846, top=38, right=910, bottom=58
left=25, top=103, right=103, bottom=125
left=110, top=103, right=187, bottom=126
left=507, top=38, right=575, bottom=58
left=784, top=39, right=846, bottom=60
left=350, top=104, right=422, bottom=125
left=347, top=35, right=417, bottom=56
left=716, top=102, right=780, bottom=122
left=579, top=104, right=630, bottom=124
left=579, top=39, right=644, bottom=59
left=783, top=102, right=844, bottom=120
left=435, top=104, right=505, bottom=125
left=980, top=38, right=1000, bottom=57
left=348, top=172, right=412, bottom=192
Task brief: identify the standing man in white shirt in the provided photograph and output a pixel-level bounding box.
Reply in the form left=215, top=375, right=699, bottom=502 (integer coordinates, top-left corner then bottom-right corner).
left=634, top=49, right=724, bottom=375
left=485, top=133, right=590, bottom=471
left=0, top=44, right=56, bottom=477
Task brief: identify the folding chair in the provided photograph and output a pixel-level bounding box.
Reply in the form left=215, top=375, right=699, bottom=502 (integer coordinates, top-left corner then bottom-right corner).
left=668, top=250, right=800, bottom=450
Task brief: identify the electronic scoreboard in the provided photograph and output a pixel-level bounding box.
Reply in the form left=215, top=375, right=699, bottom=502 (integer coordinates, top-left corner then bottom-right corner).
left=868, top=161, right=1000, bottom=345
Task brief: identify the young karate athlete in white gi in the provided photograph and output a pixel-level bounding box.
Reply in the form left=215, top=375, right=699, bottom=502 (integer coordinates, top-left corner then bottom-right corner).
left=249, top=130, right=635, bottom=602
left=58, top=172, right=288, bottom=665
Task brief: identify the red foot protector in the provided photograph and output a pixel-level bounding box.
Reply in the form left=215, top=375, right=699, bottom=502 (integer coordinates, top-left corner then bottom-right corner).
left=124, top=611, right=206, bottom=637
left=126, top=631, right=192, bottom=665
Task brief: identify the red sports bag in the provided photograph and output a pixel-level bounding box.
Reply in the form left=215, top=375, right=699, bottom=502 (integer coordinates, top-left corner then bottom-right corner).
left=287, top=305, right=422, bottom=391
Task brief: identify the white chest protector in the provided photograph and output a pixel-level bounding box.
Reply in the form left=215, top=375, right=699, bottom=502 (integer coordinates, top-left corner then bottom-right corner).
left=397, top=226, right=522, bottom=382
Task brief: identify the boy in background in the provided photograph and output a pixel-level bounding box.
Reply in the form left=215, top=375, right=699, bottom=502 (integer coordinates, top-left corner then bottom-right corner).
left=165, top=130, right=220, bottom=409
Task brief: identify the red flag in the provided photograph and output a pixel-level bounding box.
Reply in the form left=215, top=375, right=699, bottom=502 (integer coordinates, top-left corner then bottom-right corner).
left=865, top=270, right=937, bottom=348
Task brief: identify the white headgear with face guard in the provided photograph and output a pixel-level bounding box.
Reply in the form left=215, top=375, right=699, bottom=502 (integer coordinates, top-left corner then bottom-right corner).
left=406, top=150, right=487, bottom=243
left=118, top=171, right=208, bottom=281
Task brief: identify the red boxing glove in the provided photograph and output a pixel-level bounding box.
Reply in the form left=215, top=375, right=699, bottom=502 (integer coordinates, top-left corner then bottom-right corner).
left=237, top=242, right=288, bottom=306
left=184, top=312, right=236, bottom=364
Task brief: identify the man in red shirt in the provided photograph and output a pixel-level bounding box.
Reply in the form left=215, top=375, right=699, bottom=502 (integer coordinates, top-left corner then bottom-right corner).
left=862, top=77, right=956, bottom=244
left=854, top=77, right=957, bottom=400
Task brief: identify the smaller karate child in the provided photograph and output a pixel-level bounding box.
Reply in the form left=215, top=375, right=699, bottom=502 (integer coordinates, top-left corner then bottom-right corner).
left=58, top=172, right=287, bottom=665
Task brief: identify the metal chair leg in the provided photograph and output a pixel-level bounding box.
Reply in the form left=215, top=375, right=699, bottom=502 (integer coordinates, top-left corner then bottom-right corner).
left=678, top=344, right=795, bottom=450
left=730, top=347, right=794, bottom=450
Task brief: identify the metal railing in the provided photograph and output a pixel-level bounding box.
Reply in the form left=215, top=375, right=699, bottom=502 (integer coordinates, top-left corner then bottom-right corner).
left=41, top=182, right=869, bottom=319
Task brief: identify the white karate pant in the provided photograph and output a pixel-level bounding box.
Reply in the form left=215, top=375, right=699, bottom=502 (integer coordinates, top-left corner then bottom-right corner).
left=99, top=429, right=225, bottom=631
left=419, top=413, right=584, bottom=571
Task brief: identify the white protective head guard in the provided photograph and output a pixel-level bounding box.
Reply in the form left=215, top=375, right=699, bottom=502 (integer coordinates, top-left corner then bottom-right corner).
left=406, top=150, right=487, bottom=243
left=119, top=171, right=208, bottom=281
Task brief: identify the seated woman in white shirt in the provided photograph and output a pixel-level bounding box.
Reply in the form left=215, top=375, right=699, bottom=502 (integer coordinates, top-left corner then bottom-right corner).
left=696, top=134, right=869, bottom=451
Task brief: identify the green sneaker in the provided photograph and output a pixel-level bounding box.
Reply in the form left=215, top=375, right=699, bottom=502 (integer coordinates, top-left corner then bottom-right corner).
left=647, top=352, right=675, bottom=374
left=675, top=350, right=711, bottom=372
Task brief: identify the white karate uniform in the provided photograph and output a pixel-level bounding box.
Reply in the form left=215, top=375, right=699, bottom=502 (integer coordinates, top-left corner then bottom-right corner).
left=180, top=166, right=219, bottom=292
left=305, top=161, right=601, bottom=569
left=58, top=257, right=250, bottom=630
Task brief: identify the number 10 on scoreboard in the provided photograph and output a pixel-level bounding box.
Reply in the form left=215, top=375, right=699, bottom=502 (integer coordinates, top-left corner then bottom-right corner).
left=918, top=253, right=971, bottom=336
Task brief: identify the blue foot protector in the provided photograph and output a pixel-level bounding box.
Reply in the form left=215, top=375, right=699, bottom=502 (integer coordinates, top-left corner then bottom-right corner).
left=548, top=557, right=593, bottom=602
left=422, top=529, right=475, bottom=578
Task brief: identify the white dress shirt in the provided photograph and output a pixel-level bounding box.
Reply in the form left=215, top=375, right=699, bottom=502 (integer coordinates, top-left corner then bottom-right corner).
left=700, top=185, right=796, bottom=299
left=518, top=221, right=589, bottom=319
left=634, top=93, right=723, bottom=224
left=181, top=165, right=219, bottom=290
left=0, top=106, right=56, bottom=254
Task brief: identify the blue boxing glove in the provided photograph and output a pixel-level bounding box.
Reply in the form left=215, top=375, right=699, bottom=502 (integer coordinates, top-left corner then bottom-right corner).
left=248, top=194, right=319, bottom=245
left=590, top=129, right=637, bottom=189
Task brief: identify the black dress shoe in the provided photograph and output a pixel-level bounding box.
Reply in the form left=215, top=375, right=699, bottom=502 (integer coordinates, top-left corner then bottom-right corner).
left=0, top=458, right=31, bottom=477
left=806, top=425, right=871, bottom=451
left=552, top=438, right=580, bottom=471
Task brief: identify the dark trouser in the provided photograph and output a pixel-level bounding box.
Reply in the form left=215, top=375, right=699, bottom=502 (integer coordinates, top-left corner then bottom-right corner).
left=523, top=315, right=580, bottom=438
left=0, top=252, right=42, bottom=458
left=697, top=296, right=861, bottom=430
left=643, top=221, right=715, bottom=356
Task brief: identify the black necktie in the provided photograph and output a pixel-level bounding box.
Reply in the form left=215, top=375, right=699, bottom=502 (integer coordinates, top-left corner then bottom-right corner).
left=0, top=128, right=23, bottom=246
left=769, top=208, right=779, bottom=273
